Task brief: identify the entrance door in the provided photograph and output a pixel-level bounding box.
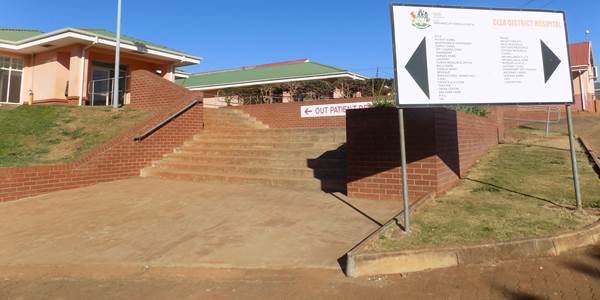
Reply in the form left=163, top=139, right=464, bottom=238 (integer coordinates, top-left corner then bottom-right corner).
left=89, top=62, right=127, bottom=106
left=90, top=67, right=111, bottom=106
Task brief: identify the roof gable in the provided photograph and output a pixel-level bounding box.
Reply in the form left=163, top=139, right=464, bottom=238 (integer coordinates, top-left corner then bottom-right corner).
left=74, top=28, right=185, bottom=55
left=569, top=41, right=592, bottom=66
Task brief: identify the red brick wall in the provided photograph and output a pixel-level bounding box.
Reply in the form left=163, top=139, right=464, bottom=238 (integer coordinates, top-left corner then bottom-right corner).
left=346, top=107, right=500, bottom=201
left=129, top=70, right=198, bottom=110
left=0, top=70, right=203, bottom=202
left=232, top=97, right=374, bottom=128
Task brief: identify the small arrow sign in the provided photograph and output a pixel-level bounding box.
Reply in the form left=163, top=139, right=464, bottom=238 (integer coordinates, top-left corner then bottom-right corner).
left=405, top=37, right=430, bottom=99
left=541, top=40, right=561, bottom=83
left=304, top=108, right=313, bottom=115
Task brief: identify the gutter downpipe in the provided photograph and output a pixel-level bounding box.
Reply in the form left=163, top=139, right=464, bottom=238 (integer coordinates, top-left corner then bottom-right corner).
left=579, top=70, right=587, bottom=111
left=78, top=37, right=98, bottom=106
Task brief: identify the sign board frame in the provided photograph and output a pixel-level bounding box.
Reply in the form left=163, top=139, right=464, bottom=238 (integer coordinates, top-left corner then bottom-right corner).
left=390, top=3, right=575, bottom=107
left=389, top=3, right=582, bottom=232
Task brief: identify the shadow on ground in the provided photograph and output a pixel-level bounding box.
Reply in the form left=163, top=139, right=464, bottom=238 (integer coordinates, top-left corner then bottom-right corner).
left=308, top=144, right=347, bottom=194
left=465, top=178, right=574, bottom=210
left=561, top=245, right=600, bottom=279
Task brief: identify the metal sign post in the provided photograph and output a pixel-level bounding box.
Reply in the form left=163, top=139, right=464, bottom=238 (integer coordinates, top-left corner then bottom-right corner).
left=112, top=0, right=122, bottom=109
left=398, top=108, right=410, bottom=232
left=565, top=105, right=582, bottom=209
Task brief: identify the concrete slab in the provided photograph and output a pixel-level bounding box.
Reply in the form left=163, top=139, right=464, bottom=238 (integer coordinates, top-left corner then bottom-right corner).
left=0, top=178, right=399, bottom=269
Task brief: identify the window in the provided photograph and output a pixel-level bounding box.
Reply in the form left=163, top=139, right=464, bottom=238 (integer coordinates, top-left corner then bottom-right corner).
left=0, top=56, right=23, bottom=103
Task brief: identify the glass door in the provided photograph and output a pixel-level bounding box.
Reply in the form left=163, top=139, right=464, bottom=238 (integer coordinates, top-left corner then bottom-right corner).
left=89, top=62, right=127, bottom=106
left=90, top=67, right=111, bottom=106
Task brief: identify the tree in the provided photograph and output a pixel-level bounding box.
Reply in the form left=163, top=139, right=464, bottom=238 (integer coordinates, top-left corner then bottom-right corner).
left=283, top=81, right=301, bottom=102
left=295, top=80, right=334, bottom=101
left=362, top=78, right=394, bottom=97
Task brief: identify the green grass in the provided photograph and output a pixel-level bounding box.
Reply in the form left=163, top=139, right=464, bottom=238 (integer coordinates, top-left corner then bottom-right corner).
left=375, top=129, right=600, bottom=251
left=0, top=105, right=149, bottom=167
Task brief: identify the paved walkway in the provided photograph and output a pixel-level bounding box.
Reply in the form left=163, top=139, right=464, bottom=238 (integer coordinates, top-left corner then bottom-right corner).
left=1, top=244, right=598, bottom=299
left=0, top=178, right=398, bottom=269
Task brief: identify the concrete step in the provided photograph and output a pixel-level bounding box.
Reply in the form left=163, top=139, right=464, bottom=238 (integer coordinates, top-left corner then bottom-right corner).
left=193, top=134, right=346, bottom=143
left=182, top=140, right=343, bottom=150
left=207, top=127, right=344, bottom=134
left=197, top=129, right=346, bottom=139
left=145, top=107, right=346, bottom=192
left=142, top=169, right=346, bottom=192
left=160, top=154, right=345, bottom=169
left=148, top=161, right=345, bottom=179
left=174, top=147, right=345, bottom=159
left=203, top=109, right=268, bottom=129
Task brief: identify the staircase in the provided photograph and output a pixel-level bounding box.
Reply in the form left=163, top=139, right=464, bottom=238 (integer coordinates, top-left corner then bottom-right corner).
left=141, top=108, right=347, bottom=192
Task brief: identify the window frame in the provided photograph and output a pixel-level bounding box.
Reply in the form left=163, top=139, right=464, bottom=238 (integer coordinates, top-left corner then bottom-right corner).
left=0, top=56, right=24, bottom=104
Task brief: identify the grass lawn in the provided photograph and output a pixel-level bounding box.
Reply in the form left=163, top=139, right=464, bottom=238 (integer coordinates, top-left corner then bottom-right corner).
left=0, top=105, right=149, bottom=167
left=375, top=127, right=600, bottom=251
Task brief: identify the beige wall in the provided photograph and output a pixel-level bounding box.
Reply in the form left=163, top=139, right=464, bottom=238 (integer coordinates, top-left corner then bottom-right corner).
left=572, top=68, right=595, bottom=95
left=8, top=46, right=79, bottom=102
left=0, top=45, right=177, bottom=104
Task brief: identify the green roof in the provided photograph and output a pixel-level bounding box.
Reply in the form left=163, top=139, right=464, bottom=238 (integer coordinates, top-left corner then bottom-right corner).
left=73, top=28, right=184, bottom=55
left=0, top=28, right=44, bottom=42
left=0, top=27, right=197, bottom=59
left=177, top=61, right=362, bottom=89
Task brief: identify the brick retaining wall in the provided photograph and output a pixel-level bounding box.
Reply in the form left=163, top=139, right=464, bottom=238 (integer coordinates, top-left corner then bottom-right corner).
left=346, top=108, right=500, bottom=201
left=0, top=70, right=203, bottom=202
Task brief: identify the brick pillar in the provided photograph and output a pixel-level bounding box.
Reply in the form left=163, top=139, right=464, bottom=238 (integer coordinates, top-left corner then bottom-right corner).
left=346, top=108, right=439, bottom=201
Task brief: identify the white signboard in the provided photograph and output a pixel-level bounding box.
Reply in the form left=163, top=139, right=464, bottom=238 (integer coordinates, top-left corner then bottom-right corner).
left=300, top=102, right=372, bottom=118
left=391, top=4, right=573, bottom=105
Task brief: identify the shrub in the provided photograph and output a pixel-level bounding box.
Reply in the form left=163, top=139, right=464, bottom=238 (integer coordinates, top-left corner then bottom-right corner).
left=370, top=97, right=396, bottom=108
left=447, top=105, right=489, bottom=117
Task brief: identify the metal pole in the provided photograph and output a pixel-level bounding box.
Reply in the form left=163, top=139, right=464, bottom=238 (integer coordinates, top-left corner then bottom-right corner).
left=566, top=105, right=582, bottom=209
left=112, top=0, right=122, bottom=109
left=399, top=108, right=410, bottom=232
left=545, top=106, right=551, bottom=137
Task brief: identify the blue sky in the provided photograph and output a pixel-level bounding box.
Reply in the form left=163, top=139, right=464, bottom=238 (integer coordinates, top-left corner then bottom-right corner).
left=1, top=0, right=597, bottom=77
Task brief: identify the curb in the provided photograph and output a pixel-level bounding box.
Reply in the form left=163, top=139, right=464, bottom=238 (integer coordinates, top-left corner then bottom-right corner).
left=579, top=136, right=600, bottom=174
left=345, top=219, right=600, bottom=277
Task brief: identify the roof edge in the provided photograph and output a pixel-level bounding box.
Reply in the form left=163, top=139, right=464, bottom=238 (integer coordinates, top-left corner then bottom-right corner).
left=183, top=71, right=367, bottom=90
left=0, top=27, right=201, bottom=61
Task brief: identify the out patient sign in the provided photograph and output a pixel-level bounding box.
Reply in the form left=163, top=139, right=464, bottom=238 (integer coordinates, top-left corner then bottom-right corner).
left=300, top=102, right=372, bottom=118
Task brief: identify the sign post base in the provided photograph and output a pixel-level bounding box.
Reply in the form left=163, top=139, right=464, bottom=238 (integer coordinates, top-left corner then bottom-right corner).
left=399, top=108, right=410, bottom=232
left=565, top=105, right=582, bottom=209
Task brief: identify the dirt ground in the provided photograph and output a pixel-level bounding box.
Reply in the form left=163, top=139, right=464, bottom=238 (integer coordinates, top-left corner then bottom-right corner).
left=0, top=178, right=398, bottom=269
left=1, top=114, right=599, bottom=299
left=1, top=245, right=598, bottom=299
left=527, top=114, right=600, bottom=153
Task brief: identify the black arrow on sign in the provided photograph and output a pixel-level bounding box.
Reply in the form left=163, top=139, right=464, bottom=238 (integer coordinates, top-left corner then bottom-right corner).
left=405, top=37, right=430, bottom=99
left=541, top=40, right=561, bottom=83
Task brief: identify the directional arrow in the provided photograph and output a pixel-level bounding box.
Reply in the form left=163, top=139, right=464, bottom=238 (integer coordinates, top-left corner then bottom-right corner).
left=304, top=108, right=313, bottom=115
left=405, top=37, right=430, bottom=99
left=541, top=40, right=561, bottom=83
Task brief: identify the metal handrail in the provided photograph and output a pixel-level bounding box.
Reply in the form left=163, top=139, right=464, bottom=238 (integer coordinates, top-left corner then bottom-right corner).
left=133, top=99, right=202, bottom=142
left=88, top=76, right=130, bottom=94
